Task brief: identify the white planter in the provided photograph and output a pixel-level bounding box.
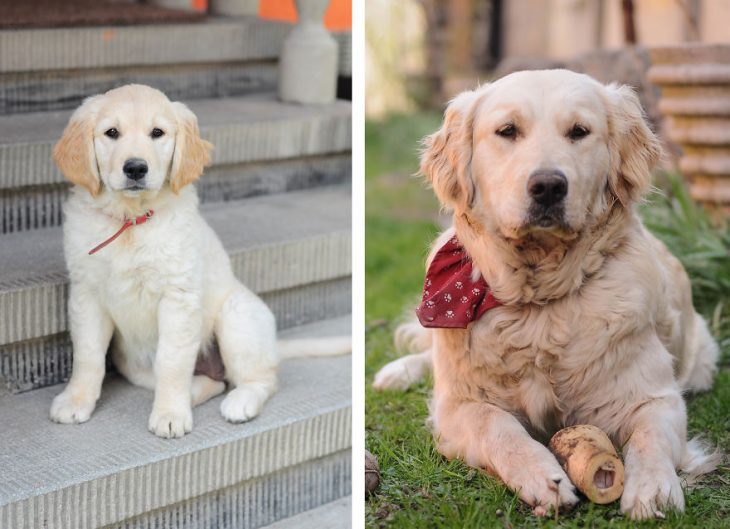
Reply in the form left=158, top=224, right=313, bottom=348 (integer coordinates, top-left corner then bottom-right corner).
left=278, top=0, right=338, bottom=104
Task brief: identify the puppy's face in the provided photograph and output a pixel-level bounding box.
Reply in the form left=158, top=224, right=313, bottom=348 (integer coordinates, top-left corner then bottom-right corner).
left=422, top=70, right=661, bottom=242
left=53, top=84, right=212, bottom=199
left=93, top=88, right=177, bottom=196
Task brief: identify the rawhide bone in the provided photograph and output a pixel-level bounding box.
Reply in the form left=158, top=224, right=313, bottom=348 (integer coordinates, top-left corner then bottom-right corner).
left=548, top=424, right=624, bottom=504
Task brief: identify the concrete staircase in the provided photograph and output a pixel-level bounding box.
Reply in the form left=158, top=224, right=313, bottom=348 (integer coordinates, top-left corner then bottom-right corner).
left=0, top=12, right=351, bottom=529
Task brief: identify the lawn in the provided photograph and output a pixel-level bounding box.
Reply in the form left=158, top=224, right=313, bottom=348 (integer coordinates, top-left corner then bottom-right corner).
left=365, top=113, right=730, bottom=528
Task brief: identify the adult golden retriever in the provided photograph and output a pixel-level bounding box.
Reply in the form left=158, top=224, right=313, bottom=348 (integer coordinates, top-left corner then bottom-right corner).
left=50, top=84, right=349, bottom=438
left=373, top=70, right=719, bottom=519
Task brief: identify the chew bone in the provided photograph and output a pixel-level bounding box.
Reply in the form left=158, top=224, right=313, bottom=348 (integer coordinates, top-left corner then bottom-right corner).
left=548, top=425, right=624, bottom=504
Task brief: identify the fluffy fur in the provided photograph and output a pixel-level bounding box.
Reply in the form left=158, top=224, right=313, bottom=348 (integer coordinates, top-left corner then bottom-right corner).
left=373, top=70, right=720, bottom=519
left=50, top=84, right=350, bottom=438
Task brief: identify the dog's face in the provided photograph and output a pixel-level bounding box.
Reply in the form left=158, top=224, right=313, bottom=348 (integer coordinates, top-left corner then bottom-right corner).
left=422, top=70, right=661, bottom=241
left=53, top=84, right=212, bottom=199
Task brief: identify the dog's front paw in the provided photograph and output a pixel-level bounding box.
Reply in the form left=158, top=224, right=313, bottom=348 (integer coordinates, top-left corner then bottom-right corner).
left=510, top=461, right=579, bottom=516
left=148, top=406, right=193, bottom=438
left=621, top=462, right=684, bottom=519
left=220, top=386, right=267, bottom=423
left=50, top=389, right=97, bottom=424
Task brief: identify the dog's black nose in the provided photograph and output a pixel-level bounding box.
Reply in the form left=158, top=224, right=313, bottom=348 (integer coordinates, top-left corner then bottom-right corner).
left=123, top=158, right=148, bottom=181
left=528, top=170, right=568, bottom=206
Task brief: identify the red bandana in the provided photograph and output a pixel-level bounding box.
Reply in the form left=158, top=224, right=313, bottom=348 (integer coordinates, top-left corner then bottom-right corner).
left=416, top=235, right=501, bottom=328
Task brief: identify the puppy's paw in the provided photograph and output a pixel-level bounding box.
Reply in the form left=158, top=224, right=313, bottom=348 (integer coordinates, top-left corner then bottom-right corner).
left=148, top=407, right=193, bottom=439
left=621, top=462, right=684, bottom=520
left=511, top=461, right=579, bottom=516
left=220, top=386, right=267, bottom=423
left=50, top=389, right=97, bottom=424
left=372, top=357, right=423, bottom=391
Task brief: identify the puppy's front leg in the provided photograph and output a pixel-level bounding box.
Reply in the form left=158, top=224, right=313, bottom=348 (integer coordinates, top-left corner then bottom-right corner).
left=51, top=285, right=114, bottom=424
left=433, top=399, right=579, bottom=515
left=619, top=392, right=688, bottom=519
left=148, top=294, right=202, bottom=438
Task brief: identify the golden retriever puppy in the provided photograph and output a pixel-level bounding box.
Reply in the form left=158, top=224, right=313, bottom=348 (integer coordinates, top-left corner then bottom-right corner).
left=50, top=84, right=349, bottom=438
left=373, top=70, right=720, bottom=519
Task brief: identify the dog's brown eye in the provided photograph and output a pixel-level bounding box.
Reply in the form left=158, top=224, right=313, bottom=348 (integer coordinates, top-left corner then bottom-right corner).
left=150, top=128, right=165, bottom=139
left=568, top=124, right=590, bottom=141
left=496, top=123, right=517, bottom=139
left=104, top=128, right=119, bottom=139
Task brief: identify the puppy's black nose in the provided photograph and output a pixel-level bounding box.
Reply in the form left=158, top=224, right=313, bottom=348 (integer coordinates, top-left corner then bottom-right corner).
left=528, top=170, right=568, bottom=206
left=123, top=158, right=148, bottom=181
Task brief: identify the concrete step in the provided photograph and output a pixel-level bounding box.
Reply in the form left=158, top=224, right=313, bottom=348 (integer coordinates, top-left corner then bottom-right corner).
left=0, top=18, right=351, bottom=115
left=0, top=317, right=352, bottom=529
left=0, top=186, right=351, bottom=392
left=261, top=497, right=352, bottom=529
left=0, top=93, right=351, bottom=234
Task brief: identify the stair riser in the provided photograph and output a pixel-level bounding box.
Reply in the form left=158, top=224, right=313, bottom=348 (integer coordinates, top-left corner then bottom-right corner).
left=0, top=406, right=351, bottom=529
left=0, top=155, right=351, bottom=234
left=0, top=62, right=278, bottom=115
left=113, top=452, right=351, bottom=529
left=1, top=277, right=351, bottom=393
left=0, top=112, right=351, bottom=190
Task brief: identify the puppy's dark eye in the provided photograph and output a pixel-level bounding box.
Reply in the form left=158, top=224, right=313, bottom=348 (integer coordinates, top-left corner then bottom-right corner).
left=568, top=124, right=590, bottom=141
left=104, top=128, right=119, bottom=139
left=496, top=123, right=518, bottom=139
left=150, top=128, right=165, bottom=139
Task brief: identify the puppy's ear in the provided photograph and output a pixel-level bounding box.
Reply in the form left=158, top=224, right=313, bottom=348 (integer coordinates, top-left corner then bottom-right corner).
left=170, top=102, right=213, bottom=194
left=420, top=89, right=482, bottom=213
left=53, top=95, right=102, bottom=197
left=605, top=84, right=662, bottom=206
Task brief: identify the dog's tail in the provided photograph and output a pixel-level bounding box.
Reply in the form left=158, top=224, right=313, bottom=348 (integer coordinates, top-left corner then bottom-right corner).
left=680, top=437, right=723, bottom=482
left=277, top=336, right=351, bottom=359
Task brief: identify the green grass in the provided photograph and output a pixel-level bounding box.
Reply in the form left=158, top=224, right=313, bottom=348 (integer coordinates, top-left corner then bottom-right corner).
left=365, top=114, right=730, bottom=528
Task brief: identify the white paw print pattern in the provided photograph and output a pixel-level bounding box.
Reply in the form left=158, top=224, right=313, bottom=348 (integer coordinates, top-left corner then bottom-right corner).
left=454, top=281, right=463, bottom=289
left=443, top=293, right=452, bottom=302
left=466, top=309, right=471, bottom=318
left=445, top=310, right=454, bottom=319
left=472, top=288, right=480, bottom=295
left=423, top=290, right=430, bottom=299
left=426, top=279, right=432, bottom=287
left=425, top=300, right=435, bottom=308
left=461, top=296, right=469, bottom=303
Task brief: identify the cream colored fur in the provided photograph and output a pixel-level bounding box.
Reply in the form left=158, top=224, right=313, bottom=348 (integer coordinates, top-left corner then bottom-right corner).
left=373, top=70, right=720, bottom=519
left=50, top=84, right=350, bottom=438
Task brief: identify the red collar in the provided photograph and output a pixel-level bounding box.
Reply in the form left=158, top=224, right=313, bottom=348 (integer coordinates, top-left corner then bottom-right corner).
left=416, top=235, right=501, bottom=328
left=88, top=210, right=154, bottom=255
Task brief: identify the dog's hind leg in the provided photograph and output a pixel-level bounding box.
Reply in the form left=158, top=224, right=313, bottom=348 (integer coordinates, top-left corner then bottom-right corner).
left=192, top=375, right=226, bottom=406
left=680, top=314, right=719, bottom=393
left=215, top=287, right=279, bottom=423
left=373, top=350, right=432, bottom=391
left=113, top=349, right=225, bottom=406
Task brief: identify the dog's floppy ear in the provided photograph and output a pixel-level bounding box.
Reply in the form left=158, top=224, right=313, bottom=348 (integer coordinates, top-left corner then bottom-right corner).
left=605, top=84, right=662, bottom=206
left=420, top=89, right=482, bottom=213
left=53, top=95, right=102, bottom=197
left=169, top=102, right=213, bottom=194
